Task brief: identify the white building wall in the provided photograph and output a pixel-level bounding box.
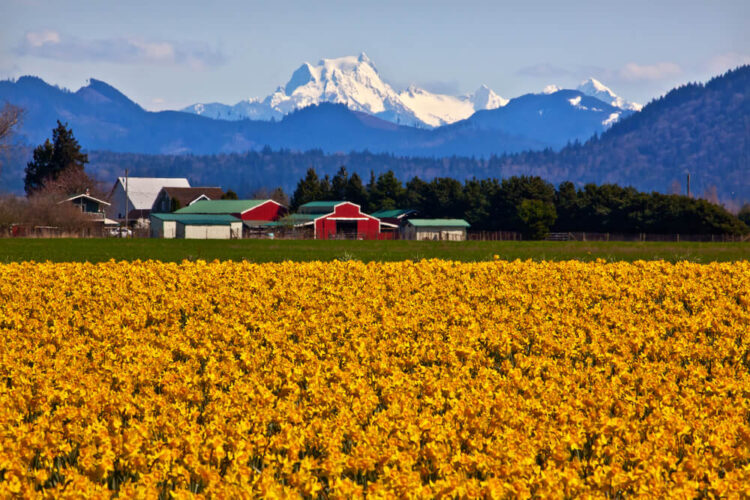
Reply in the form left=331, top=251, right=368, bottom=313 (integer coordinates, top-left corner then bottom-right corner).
left=230, top=222, right=242, bottom=239
left=163, top=221, right=176, bottom=239
left=182, top=225, right=231, bottom=239
left=150, top=219, right=176, bottom=238
left=107, top=184, right=128, bottom=220
left=404, top=226, right=466, bottom=241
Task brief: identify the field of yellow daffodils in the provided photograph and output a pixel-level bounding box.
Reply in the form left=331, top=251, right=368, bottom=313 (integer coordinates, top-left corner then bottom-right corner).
left=0, top=259, right=749, bottom=498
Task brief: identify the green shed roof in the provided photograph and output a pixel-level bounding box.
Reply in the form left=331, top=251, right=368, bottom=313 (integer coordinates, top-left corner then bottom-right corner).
left=371, top=208, right=416, bottom=218
left=297, top=201, right=346, bottom=214
left=299, top=201, right=344, bottom=208
left=407, top=219, right=470, bottom=228
left=150, top=213, right=241, bottom=225
left=174, top=199, right=268, bottom=214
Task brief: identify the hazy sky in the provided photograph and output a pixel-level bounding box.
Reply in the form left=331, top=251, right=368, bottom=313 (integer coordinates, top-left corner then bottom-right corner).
left=2, top=0, right=747, bottom=110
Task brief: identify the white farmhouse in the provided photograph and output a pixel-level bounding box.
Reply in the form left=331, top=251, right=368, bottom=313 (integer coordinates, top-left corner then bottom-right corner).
left=106, top=177, right=190, bottom=226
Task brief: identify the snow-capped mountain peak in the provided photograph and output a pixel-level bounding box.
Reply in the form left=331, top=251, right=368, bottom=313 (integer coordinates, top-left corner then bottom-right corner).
left=186, top=53, right=508, bottom=128
left=576, top=78, right=642, bottom=111
left=181, top=55, right=639, bottom=127
left=357, top=51, right=371, bottom=64
left=469, top=84, right=508, bottom=110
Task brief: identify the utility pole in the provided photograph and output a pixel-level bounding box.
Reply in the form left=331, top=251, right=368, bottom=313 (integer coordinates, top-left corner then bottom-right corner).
left=124, top=169, right=129, bottom=236
left=686, top=172, right=691, bottom=198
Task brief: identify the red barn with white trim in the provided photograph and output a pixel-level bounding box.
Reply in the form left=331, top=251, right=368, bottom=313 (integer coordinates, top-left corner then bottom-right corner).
left=292, top=201, right=384, bottom=239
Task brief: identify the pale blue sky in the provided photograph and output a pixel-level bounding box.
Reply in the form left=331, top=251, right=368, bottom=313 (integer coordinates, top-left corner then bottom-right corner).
left=1, top=0, right=747, bottom=110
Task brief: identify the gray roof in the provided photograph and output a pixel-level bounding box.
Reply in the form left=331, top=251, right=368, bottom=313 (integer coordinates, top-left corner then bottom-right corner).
left=116, top=177, right=190, bottom=210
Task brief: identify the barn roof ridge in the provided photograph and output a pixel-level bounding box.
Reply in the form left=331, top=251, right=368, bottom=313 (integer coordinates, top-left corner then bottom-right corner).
left=174, top=199, right=274, bottom=214
left=407, top=219, right=471, bottom=227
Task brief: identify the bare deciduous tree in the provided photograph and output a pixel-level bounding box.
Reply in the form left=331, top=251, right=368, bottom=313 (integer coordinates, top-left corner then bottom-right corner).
left=0, top=103, right=22, bottom=149
left=36, top=166, right=107, bottom=200
left=0, top=103, right=23, bottom=180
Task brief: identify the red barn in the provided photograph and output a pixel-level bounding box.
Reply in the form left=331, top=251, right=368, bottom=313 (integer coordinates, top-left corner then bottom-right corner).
left=291, top=201, right=383, bottom=239
left=173, top=199, right=286, bottom=222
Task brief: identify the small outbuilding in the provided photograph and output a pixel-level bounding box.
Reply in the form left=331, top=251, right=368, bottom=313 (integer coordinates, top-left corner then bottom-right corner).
left=150, top=213, right=242, bottom=239
left=402, top=219, right=470, bottom=241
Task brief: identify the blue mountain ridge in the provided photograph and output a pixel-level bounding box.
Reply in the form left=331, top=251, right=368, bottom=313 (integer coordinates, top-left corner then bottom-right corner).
left=0, top=76, right=630, bottom=157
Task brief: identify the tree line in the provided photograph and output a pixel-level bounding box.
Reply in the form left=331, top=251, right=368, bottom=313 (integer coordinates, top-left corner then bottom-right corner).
left=290, top=167, right=749, bottom=238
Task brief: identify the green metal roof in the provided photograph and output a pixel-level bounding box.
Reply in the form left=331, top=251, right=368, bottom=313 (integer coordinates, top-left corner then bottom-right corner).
left=297, top=201, right=345, bottom=214
left=299, top=201, right=344, bottom=208
left=242, top=220, right=277, bottom=227
left=371, top=208, right=415, bottom=218
left=279, top=214, right=318, bottom=224
left=151, top=213, right=241, bottom=225
left=174, top=199, right=268, bottom=214
left=407, top=219, right=471, bottom=228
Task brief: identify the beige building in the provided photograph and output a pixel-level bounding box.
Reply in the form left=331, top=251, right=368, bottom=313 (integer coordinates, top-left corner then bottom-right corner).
left=402, top=219, right=470, bottom=241
left=150, top=213, right=242, bottom=239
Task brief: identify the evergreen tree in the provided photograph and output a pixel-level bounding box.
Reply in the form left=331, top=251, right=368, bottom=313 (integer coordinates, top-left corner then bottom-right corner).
left=518, top=199, right=557, bottom=239
left=366, top=170, right=377, bottom=204
left=291, top=168, right=323, bottom=209
left=319, top=174, right=333, bottom=200
left=331, top=166, right=349, bottom=200
left=554, top=181, right=579, bottom=230
left=370, top=170, right=406, bottom=211
left=404, top=177, right=428, bottom=211
left=344, top=172, right=369, bottom=209
left=738, top=204, right=750, bottom=227
left=24, top=121, right=88, bottom=195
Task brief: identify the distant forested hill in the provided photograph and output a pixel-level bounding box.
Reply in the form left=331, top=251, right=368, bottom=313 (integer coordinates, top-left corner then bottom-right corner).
left=492, top=66, right=750, bottom=204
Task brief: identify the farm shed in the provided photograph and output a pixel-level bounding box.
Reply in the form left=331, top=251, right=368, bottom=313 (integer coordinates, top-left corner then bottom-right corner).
left=151, top=187, right=224, bottom=213
left=294, top=201, right=382, bottom=239
left=402, top=219, right=470, bottom=241
left=174, top=199, right=286, bottom=222
left=150, top=213, right=242, bottom=239
left=107, top=177, right=190, bottom=226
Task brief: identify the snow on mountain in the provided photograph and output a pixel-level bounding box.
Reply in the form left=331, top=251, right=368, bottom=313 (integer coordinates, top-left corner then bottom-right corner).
left=182, top=53, right=507, bottom=128
left=576, top=78, right=642, bottom=111
left=180, top=56, right=642, bottom=128
left=397, top=84, right=507, bottom=127
left=602, top=112, right=621, bottom=126
left=469, top=84, right=508, bottom=110
left=397, top=85, right=471, bottom=127
left=270, top=53, right=422, bottom=125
